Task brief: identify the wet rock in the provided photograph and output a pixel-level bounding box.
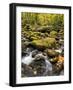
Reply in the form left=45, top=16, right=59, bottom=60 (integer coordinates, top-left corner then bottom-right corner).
left=22, top=47, right=33, bottom=57
left=32, top=50, right=39, bottom=58
left=34, top=54, right=46, bottom=61
left=22, top=52, right=29, bottom=57
left=42, top=52, right=47, bottom=56
left=29, top=54, right=46, bottom=76
left=21, top=63, right=34, bottom=77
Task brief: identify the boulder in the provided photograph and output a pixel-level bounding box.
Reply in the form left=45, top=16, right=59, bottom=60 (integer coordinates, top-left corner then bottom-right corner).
left=32, top=50, right=39, bottom=58
left=50, top=31, right=57, bottom=38
left=46, top=49, right=59, bottom=57
left=21, top=63, right=34, bottom=77
left=31, top=37, right=56, bottom=50
left=36, top=26, right=52, bottom=33
left=29, top=54, right=46, bottom=76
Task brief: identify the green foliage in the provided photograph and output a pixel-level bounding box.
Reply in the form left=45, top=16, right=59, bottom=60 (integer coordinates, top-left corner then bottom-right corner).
left=21, top=12, right=64, bottom=32
left=50, top=14, right=64, bottom=31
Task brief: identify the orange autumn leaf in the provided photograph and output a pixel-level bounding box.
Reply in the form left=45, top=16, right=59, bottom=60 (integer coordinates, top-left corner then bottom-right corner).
left=58, top=55, right=64, bottom=62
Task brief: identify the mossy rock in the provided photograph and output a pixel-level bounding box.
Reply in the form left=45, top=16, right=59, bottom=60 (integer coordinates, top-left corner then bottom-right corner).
left=50, top=31, right=57, bottom=38
left=22, top=31, right=43, bottom=40
left=47, top=49, right=59, bottom=57
left=30, top=36, right=39, bottom=40
left=31, top=37, right=56, bottom=50
left=36, top=26, right=51, bottom=33
left=49, top=57, right=58, bottom=64
left=45, top=33, right=49, bottom=37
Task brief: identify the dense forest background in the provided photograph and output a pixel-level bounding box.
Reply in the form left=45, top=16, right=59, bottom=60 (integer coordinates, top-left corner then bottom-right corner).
left=21, top=12, right=64, bottom=32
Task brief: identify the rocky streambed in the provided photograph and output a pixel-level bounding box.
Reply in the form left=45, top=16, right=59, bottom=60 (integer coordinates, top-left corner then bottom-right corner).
left=21, top=25, right=64, bottom=77
left=21, top=47, right=64, bottom=77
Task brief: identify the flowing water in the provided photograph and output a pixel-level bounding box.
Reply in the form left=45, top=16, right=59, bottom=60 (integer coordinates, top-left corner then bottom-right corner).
left=21, top=48, right=64, bottom=77
left=22, top=52, right=34, bottom=65
left=22, top=48, right=53, bottom=76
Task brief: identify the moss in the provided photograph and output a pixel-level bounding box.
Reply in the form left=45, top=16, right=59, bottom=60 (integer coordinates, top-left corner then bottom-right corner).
left=31, top=37, right=56, bottom=50
left=36, top=26, right=51, bottom=33
left=30, top=36, right=41, bottom=40
left=47, top=49, right=59, bottom=57
left=50, top=31, right=57, bottom=38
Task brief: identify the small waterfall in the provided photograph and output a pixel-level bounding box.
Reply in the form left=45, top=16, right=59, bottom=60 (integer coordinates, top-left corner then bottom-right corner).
left=22, top=48, right=53, bottom=76
left=22, top=50, right=34, bottom=65
left=22, top=48, right=34, bottom=65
